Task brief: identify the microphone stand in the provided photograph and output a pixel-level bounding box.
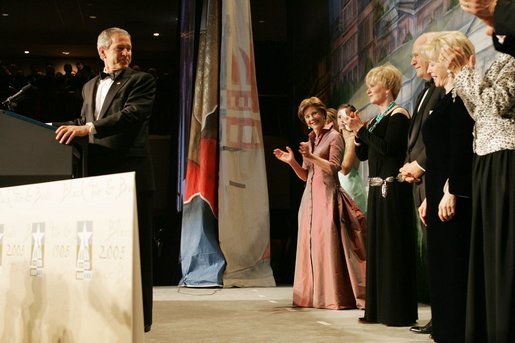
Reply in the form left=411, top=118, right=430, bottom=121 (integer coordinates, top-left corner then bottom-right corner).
left=1, top=97, right=16, bottom=112
left=1, top=83, right=33, bottom=111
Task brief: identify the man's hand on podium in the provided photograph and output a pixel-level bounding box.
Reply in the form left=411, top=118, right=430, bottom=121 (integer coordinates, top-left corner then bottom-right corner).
left=55, top=125, right=89, bottom=145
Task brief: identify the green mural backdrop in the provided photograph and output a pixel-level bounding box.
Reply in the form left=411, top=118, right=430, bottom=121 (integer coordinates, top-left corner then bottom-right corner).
left=329, top=0, right=496, bottom=120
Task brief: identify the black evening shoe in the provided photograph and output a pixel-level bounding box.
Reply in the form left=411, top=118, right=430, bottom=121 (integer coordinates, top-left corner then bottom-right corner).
left=144, top=324, right=152, bottom=333
left=409, top=319, right=432, bottom=334
left=358, top=317, right=375, bottom=324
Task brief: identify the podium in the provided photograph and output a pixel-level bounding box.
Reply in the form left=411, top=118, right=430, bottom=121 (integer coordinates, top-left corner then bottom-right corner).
left=0, top=173, right=144, bottom=341
left=0, top=110, right=87, bottom=187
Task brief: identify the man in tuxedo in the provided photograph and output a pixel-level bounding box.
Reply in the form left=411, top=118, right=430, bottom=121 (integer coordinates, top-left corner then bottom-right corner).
left=55, top=27, right=156, bottom=333
left=459, top=0, right=515, bottom=56
left=400, top=32, right=443, bottom=335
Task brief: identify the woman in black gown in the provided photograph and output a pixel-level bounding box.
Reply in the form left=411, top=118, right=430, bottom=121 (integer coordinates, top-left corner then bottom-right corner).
left=443, top=26, right=515, bottom=342
left=345, top=64, right=418, bottom=326
left=418, top=31, right=475, bottom=343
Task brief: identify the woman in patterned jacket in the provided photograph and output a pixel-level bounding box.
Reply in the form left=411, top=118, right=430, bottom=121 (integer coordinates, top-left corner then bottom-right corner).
left=443, top=32, right=515, bottom=343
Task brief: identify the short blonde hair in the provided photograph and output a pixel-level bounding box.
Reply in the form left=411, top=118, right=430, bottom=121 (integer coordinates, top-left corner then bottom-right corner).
left=297, top=97, right=327, bottom=122
left=420, top=31, right=475, bottom=63
left=365, top=64, right=402, bottom=100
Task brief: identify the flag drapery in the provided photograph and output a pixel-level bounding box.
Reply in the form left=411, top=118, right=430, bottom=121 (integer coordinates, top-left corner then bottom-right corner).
left=179, top=0, right=225, bottom=287
left=176, top=0, right=196, bottom=212
left=218, top=0, right=275, bottom=287
left=179, top=0, right=275, bottom=287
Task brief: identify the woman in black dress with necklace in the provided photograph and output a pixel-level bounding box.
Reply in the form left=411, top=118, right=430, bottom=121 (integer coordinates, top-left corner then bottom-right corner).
left=345, top=64, right=417, bottom=326
left=418, top=31, right=475, bottom=343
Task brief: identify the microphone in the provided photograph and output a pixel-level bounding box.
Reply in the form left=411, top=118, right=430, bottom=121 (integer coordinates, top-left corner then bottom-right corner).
left=3, top=83, right=35, bottom=104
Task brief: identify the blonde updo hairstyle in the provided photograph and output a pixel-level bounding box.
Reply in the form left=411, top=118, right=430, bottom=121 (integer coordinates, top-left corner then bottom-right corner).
left=297, top=97, right=327, bottom=123
left=365, top=64, right=402, bottom=100
left=420, top=31, right=475, bottom=65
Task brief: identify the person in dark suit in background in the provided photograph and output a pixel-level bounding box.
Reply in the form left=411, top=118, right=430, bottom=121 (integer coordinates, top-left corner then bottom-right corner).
left=399, top=32, right=444, bottom=336
left=55, top=27, right=156, bottom=333
left=459, top=0, right=515, bottom=56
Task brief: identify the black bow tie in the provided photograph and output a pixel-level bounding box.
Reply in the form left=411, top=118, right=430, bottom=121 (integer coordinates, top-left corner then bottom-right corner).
left=100, top=71, right=115, bottom=80
left=424, top=80, right=433, bottom=90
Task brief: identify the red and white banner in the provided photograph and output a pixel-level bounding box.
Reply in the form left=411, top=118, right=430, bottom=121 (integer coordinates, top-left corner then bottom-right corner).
left=218, top=0, right=275, bottom=287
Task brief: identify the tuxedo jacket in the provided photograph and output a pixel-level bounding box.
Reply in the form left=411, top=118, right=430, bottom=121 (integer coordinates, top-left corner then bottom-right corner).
left=72, top=67, right=157, bottom=192
left=406, top=81, right=444, bottom=206
left=493, top=0, right=515, bottom=57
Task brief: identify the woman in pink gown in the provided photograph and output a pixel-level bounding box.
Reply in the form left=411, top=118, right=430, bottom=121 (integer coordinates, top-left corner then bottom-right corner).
left=273, top=97, right=367, bottom=309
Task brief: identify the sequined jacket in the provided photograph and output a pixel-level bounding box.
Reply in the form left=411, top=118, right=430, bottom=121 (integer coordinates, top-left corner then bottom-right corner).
left=453, top=53, right=515, bottom=156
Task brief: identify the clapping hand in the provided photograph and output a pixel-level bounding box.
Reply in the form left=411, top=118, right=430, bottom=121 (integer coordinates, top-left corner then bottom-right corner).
left=343, top=111, right=364, bottom=133
left=459, top=0, right=496, bottom=27
left=440, top=47, right=476, bottom=76
left=298, top=142, right=312, bottom=158
left=273, top=147, right=294, bottom=164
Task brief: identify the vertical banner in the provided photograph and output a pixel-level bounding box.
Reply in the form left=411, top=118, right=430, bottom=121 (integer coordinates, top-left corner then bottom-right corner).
left=177, top=0, right=197, bottom=212
left=219, top=0, right=275, bottom=286
left=179, top=0, right=226, bottom=287
left=0, top=173, right=143, bottom=342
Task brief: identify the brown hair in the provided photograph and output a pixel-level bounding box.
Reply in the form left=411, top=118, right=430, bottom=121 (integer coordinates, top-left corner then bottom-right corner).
left=297, top=97, right=327, bottom=122
left=337, top=103, right=357, bottom=112
left=326, top=107, right=338, bottom=129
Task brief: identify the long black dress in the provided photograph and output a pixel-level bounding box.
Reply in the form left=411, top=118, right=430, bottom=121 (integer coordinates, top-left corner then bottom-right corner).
left=422, top=92, right=474, bottom=343
left=452, top=54, right=515, bottom=343
left=356, top=110, right=418, bottom=326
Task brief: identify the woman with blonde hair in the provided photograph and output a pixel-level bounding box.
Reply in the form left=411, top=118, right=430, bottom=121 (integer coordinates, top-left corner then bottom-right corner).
left=273, top=97, right=367, bottom=310
left=443, top=25, right=515, bottom=342
left=345, top=64, right=417, bottom=326
left=418, top=30, right=475, bottom=343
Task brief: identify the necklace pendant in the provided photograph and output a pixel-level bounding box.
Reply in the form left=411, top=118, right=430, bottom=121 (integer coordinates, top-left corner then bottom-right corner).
left=368, top=101, right=396, bottom=133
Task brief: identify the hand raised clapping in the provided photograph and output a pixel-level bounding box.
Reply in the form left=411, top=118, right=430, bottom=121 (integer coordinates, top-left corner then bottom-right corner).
left=343, top=111, right=364, bottom=134
left=298, top=142, right=312, bottom=158
left=440, top=47, right=476, bottom=76
left=273, top=146, right=294, bottom=164
left=459, top=0, right=496, bottom=26
left=274, top=142, right=313, bottom=165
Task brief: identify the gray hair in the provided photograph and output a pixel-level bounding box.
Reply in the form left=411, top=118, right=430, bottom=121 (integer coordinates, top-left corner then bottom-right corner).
left=97, top=27, right=131, bottom=54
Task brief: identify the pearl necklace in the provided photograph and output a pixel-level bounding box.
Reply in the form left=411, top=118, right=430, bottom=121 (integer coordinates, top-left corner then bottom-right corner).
left=367, top=101, right=396, bottom=133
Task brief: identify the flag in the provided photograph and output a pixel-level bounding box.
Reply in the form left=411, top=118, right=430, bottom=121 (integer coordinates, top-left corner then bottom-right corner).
left=218, top=0, right=275, bottom=287
left=176, top=0, right=196, bottom=211
left=179, top=0, right=225, bottom=287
